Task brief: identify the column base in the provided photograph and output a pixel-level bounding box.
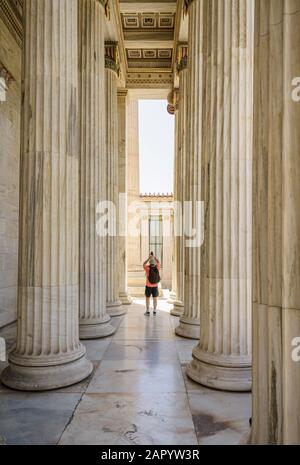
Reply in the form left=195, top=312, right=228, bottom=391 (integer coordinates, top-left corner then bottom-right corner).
left=167, top=297, right=176, bottom=304
left=170, top=301, right=184, bottom=317
left=167, top=291, right=177, bottom=304
left=239, top=430, right=252, bottom=445
left=119, top=292, right=133, bottom=305
left=1, top=353, right=93, bottom=392
left=107, top=301, right=127, bottom=317
left=175, top=316, right=200, bottom=339
left=186, top=347, right=252, bottom=392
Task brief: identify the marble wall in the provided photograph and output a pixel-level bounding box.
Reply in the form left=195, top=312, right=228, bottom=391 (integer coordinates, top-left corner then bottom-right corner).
left=0, top=17, right=21, bottom=328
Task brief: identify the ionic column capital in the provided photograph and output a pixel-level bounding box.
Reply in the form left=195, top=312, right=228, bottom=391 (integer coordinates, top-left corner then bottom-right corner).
left=96, top=0, right=110, bottom=19
left=105, top=42, right=120, bottom=76
left=117, top=88, right=128, bottom=99
left=167, top=88, right=179, bottom=115
left=183, top=0, right=198, bottom=14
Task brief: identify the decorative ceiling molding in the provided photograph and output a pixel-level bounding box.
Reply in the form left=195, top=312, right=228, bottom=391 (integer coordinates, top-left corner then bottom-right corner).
left=158, top=13, right=174, bottom=28
left=117, top=2, right=177, bottom=89
left=158, top=49, right=172, bottom=59
left=119, top=2, right=176, bottom=15
left=141, top=13, right=157, bottom=29
left=143, top=49, right=157, bottom=59
left=128, top=48, right=173, bottom=60
left=126, top=71, right=173, bottom=89
left=127, top=49, right=143, bottom=59
left=122, top=13, right=139, bottom=28
left=121, top=12, right=175, bottom=35
left=0, top=0, right=23, bottom=47
left=128, top=62, right=172, bottom=71
left=125, top=39, right=174, bottom=48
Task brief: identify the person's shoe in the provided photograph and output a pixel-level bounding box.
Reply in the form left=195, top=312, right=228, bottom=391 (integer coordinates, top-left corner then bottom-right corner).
left=144, top=311, right=150, bottom=316
left=153, top=311, right=157, bottom=316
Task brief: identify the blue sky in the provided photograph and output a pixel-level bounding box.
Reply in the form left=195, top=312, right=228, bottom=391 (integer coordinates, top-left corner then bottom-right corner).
left=138, top=100, right=174, bottom=194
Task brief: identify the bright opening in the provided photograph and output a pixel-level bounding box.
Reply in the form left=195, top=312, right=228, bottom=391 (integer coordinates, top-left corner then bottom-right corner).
left=138, top=100, right=174, bottom=195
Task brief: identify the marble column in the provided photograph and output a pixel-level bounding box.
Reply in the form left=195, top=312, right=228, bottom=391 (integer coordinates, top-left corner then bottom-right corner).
left=250, top=0, right=300, bottom=444
left=105, top=44, right=126, bottom=317
left=168, top=114, right=179, bottom=306
left=187, top=0, right=253, bottom=391
left=175, top=2, right=205, bottom=340
left=127, top=98, right=141, bottom=270
left=1, top=0, right=93, bottom=391
left=171, top=46, right=188, bottom=318
left=118, top=89, right=132, bottom=305
left=78, top=0, right=115, bottom=339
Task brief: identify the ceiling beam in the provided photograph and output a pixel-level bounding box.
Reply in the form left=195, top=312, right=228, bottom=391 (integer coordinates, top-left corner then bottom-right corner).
left=125, top=39, right=174, bottom=49
left=120, top=2, right=176, bottom=14
left=128, top=88, right=170, bottom=100
left=124, top=30, right=174, bottom=41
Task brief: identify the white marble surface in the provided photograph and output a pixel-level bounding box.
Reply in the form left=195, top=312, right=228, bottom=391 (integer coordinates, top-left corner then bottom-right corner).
left=0, top=16, right=21, bottom=328
left=0, top=300, right=251, bottom=445
left=117, top=90, right=132, bottom=305
left=1, top=0, right=92, bottom=391
left=78, top=0, right=115, bottom=340
left=105, top=66, right=124, bottom=315
left=251, top=0, right=300, bottom=445
left=186, top=0, right=253, bottom=392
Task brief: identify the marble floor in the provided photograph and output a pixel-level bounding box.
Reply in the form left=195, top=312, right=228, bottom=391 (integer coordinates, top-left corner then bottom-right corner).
left=0, top=299, right=251, bottom=445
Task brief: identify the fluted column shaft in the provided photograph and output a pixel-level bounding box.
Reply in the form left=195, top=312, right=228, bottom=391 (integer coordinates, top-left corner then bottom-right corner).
left=127, top=99, right=141, bottom=270
left=175, top=1, right=205, bottom=340
left=187, top=0, right=254, bottom=392
left=172, top=57, right=188, bottom=318
left=250, top=0, right=300, bottom=444
left=169, top=113, right=179, bottom=305
left=105, top=63, right=125, bottom=317
left=1, top=0, right=92, bottom=391
left=78, top=0, right=115, bottom=339
left=118, top=89, right=132, bottom=305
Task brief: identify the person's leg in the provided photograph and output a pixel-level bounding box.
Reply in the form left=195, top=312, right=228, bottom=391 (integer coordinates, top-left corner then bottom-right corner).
left=153, top=287, right=158, bottom=315
left=144, top=287, right=150, bottom=315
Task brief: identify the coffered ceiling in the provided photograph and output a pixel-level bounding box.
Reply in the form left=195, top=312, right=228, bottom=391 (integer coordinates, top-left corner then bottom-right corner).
left=119, top=0, right=177, bottom=88
left=1, top=0, right=185, bottom=92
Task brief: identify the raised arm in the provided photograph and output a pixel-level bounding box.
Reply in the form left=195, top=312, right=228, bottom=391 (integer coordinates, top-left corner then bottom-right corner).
left=154, top=256, right=161, bottom=270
